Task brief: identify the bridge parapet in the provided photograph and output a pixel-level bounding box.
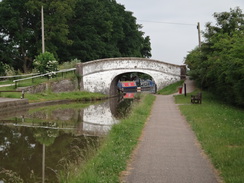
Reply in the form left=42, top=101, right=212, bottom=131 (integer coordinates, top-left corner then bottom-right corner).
left=82, top=57, right=183, bottom=77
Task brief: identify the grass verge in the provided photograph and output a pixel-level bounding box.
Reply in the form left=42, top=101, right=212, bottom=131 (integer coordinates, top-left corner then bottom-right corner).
left=175, top=92, right=244, bottom=183
left=65, top=94, right=156, bottom=183
left=157, top=80, right=184, bottom=95
left=0, top=88, right=106, bottom=103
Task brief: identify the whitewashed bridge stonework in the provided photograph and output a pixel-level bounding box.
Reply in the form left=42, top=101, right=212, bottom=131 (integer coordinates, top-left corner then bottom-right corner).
left=76, top=57, right=186, bottom=95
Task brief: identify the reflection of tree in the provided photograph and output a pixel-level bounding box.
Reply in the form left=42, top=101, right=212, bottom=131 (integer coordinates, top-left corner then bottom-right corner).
left=114, top=99, right=133, bottom=119
left=33, top=128, right=59, bottom=146
left=0, top=125, right=101, bottom=183
left=0, top=126, right=41, bottom=182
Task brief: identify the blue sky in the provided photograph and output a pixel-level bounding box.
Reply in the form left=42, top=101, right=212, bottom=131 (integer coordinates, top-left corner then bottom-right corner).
left=116, top=0, right=244, bottom=65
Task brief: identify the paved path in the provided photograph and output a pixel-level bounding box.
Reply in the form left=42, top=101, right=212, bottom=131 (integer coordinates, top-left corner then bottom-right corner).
left=123, top=84, right=221, bottom=182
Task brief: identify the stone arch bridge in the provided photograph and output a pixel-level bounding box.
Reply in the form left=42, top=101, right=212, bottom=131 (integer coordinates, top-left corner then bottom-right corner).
left=76, top=57, right=186, bottom=95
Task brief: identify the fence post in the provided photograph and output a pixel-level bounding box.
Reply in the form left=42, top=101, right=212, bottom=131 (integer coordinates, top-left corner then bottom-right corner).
left=21, top=90, right=25, bottom=99
left=184, top=83, right=187, bottom=96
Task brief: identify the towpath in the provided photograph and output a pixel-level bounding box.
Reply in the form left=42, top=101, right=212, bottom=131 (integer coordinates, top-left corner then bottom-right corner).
left=123, top=79, right=221, bottom=183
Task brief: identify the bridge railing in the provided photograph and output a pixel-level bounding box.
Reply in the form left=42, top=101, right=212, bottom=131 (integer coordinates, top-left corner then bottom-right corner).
left=12, top=68, right=76, bottom=88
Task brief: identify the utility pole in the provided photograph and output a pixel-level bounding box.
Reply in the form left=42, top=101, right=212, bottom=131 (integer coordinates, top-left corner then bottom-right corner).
left=197, top=22, right=201, bottom=48
left=41, top=6, right=45, bottom=53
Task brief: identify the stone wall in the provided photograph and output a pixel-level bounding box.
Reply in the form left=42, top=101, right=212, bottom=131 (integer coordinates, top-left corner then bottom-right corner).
left=17, top=79, right=79, bottom=94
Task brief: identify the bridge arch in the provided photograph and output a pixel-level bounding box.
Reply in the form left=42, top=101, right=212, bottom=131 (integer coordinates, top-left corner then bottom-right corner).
left=109, top=71, right=157, bottom=95
left=76, top=57, right=186, bottom=95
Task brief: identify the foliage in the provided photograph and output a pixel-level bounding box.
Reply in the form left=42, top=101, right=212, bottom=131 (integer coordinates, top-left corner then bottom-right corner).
left=185, top=7, right=244, bottom=106
left=0, top=0, right=76, bottom=72
left=33, top=52, right=58, bottom=74
left=0, top=0, right=151, bottom=72
left=175, top=91, right=244, bottom=183
left=0, top=62, right=4, bottom=76
left=0, top=169, right=24, bottom=183
left=58, top=58, right=81, bottom=70
left=0, top=63, right=16, bottom=76
left=58, top=0, right=151, bottom=61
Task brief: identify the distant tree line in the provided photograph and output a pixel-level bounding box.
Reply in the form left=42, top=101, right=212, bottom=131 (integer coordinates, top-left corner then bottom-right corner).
left=0, top=0, right=151, bottom=74
left=185, top=7, right=244, bottom=106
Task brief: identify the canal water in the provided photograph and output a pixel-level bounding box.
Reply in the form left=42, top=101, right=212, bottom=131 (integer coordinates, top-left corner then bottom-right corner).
left=0, top=96, right=134, bottom=183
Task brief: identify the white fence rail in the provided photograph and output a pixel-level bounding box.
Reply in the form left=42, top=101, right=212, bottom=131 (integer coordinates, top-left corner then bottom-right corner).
left=0, top=73, right=39, bottom=79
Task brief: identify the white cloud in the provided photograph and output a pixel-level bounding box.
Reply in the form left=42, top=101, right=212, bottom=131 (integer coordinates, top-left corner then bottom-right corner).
left=117, top=0, right=244, bottom=65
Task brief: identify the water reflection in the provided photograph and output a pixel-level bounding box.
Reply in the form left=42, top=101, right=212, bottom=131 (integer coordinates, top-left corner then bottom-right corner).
left=83, top=102, right=119, bottom=136
left=0, top=98, right=133, bottom=183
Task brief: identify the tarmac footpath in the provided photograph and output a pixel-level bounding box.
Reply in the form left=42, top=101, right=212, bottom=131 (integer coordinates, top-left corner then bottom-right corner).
left=123, top=94, right=221, bottom=183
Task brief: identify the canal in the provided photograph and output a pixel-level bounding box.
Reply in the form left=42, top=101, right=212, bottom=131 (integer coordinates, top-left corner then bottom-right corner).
left=0, top=96, right=135, bottom=183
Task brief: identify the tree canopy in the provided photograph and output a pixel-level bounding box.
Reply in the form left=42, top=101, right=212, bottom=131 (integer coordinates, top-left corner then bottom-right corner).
left=185, top=7, right=244, bottom=106
left=0, top=0, right=151, bottom=73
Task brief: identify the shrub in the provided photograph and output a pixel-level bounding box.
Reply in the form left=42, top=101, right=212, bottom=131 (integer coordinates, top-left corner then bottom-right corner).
left=58, top=58, right=81, bottom=70
left=33, top=52, right=58, bottom=74
left=0, top=63, right=15, bottom=76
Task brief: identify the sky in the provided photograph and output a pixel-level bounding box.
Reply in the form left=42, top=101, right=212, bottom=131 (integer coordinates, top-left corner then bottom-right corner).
left=116, top=0, right=244, bottom=65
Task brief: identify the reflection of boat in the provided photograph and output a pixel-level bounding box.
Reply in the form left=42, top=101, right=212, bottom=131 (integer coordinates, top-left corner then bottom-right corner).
left=123, top=93, right=135, bottom=99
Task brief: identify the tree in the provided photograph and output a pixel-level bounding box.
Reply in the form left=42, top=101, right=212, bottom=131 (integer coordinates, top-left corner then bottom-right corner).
left=141, top=36, right=152, bottom=58
left=0, top=0, right=37, bottom=72
left=57, top=0, right=151, bottom=62
left=185, top=7, right=244, bottom=106
left=0, top=0, right=76, bottom=72
left=0, top=0, right=151, bottom=72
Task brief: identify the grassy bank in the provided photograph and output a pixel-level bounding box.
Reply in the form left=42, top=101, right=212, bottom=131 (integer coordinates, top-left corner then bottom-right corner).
left=175, top=92, right=244, bottom=183
left=157, top=80, right=184, bottom=95
left=26, top=91, right=106, bottom=103
left=64, top=94, right=155, bottom=183
left=0, top=87, right=106, bottom=103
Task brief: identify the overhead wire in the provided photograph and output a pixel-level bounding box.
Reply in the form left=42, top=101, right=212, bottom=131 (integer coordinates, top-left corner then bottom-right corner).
left=137, top=19, right=196, bottom=26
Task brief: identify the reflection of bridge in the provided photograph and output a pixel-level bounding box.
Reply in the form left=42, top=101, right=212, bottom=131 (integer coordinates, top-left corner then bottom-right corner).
left=0, top=99, right=120, bottom=136
left=0, top=122, right=75, bottom=130
left=76, top=57, right=186, bottom=95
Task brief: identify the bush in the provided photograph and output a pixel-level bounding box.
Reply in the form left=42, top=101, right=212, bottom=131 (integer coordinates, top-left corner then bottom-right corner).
left=0, top=62, right=5, bottom=76
left=0, top=63, right=15, bottom=76
left=58, top=58, right=81, bottom=70
left=33, top=52, right=58, bottom=74
left=185, top=8, right=244, bottom=106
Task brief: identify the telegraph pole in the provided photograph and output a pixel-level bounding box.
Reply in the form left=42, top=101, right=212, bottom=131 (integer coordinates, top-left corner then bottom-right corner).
left=41, top=6, right=45, bottom=53
left=197, top=22, right=201, bottom=48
